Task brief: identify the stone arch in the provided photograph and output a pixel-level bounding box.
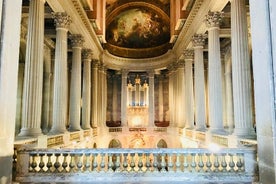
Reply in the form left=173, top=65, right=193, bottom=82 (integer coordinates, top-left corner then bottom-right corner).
left=108, top=139, right=122, bottom=148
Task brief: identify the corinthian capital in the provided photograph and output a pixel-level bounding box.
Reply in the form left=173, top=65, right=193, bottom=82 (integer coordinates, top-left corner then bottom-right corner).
left=52, top=12, right=72, bottom=29
left=69, top=34, right=85, bottom=48
left=183, top=49, right=194, bottom=60
left=192, top=34, right=207, bottom=47
left=205, top=11, right=223, bottom=28
left=82, top=48, right=93, bottom=60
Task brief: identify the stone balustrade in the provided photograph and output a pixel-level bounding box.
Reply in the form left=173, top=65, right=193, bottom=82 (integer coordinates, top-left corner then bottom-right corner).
left=15, top=148, right=257, bottom=183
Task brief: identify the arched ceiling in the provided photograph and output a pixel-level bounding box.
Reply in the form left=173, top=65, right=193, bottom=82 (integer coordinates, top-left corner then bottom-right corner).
left=104, top=0, right=171, bottom=58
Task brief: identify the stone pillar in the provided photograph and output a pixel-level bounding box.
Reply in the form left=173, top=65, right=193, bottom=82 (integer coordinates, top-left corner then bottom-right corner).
left=192, top=34, right=207, bottom=131
left=148, top=70, right=155, bottom=126
left=250, top=0, right=276, bottom=182
left=158, top=74, right=164, bottom=122
left=112, top=74, right=119, bottom=121
left=231, top=0, right=255, bottom=137
left=68, top=34, right=84, bottom=131
left=143, top=81, right=149, bottom=106
left=81, top=49, right=92, bottom=129
left=224, top=47, right=234, bottom=132
left=50, top=12, right=71, bottom=134
left=41, top=45, right=52, bottom=133
left=205, top=11, right=225, bottom=134
left=177, top=60, right=185, bottom=128
left=19, top=0, right=45, bottom=136
left=127, top=80, right=133, bottom=106
left=0, top=0, right=22, bottom=182
left=121, top=69, right=128, bottom=126
left=102, top=65, right=107, bottom=127
left=91, top=59, right=98, bottom=127
left=184, top=50, right=194, bottom=129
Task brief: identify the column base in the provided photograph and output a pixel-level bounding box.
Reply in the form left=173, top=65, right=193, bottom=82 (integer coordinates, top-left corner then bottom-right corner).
left=233, top=127, right=256, bottom=139
left=195, top=127, right=207, bottom=132
left=208, top=128, right=228, bottom=135
left=68, top=126, right=82, bottom=132
left=48, top=128, right=67, bottom=135
left=18, top=128, right=42, bottom=137
left=185, top=126, right=195, bottom=130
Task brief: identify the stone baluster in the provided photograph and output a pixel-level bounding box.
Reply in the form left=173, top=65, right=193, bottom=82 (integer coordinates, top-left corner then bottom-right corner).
left=92, top=153, right=98, bottom=172
left=68, top=34, right=84, bottom=131
left=19, top=0, right=45, bottom=136
left=69, top=153, right=75, bottom=173
left=81, top=49, right=93, bottom=129
left=231, top=0, right=256, bottom=138
left=205, top=11, right=225, bottom=134
left=192, top=34, right=207, bottom=131
left=62, top=153, right=68, bottom=172
left=50, top=12, right=72, bottom=134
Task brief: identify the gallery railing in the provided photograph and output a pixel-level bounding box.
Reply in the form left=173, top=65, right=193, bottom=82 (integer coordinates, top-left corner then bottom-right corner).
left=15, top=148, right=258, bottom=183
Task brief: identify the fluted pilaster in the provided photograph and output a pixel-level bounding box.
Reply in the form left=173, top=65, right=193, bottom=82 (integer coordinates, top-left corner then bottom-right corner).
left=148, top=70, right=155, bottom=126
left=91, top=59, right=99, bottom=128
left=42, top=46, right=52, bottom=133
left=158, top=74, right=164, bottom=122
left=192, top=34, right=207, bottom=131
left=231, top=0, right=255, bottom=138
left=19, top=0, right=45, bottom=136
left=50, top=12, right=71, bottom=134
left=121, top=69, right=128, bottom=126
left=184, top=50, right=194, bottom=129
left=82, top=49, right=92, bottom=129
left=68, top=34, right=84, bottom=131
left=112, top=74, right=119, bottom=121
left=205, top=11, right=225, bottom=134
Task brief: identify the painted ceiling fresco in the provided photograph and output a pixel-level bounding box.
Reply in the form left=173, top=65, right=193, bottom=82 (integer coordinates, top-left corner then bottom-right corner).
left=106, top=8, right=170, bottom=49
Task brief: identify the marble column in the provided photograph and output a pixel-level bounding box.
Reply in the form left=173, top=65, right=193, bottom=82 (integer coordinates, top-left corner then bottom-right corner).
left=68, top=34, right=84, bottom=131
left=121, top=69, right=128, bottom=126
left=192, top=34, right=207, bottom=131
left=184, top=50, right=194, bottom=129
left=205, top=11, right=225, bottom=134
left=0, top=0, right=22, bottom=181
left=96, top=64, right=102, bottom=127
left=112, top=74, right=118, bottom=121
left=103, top=66, right=107, bottom=126
left=42, top=45, right=52, bottom=133
left=81, top=49, right=92, bottom=129
left=177, top=60, right=186, bottom=128
left=148, top=70, right=155, bottom=126
left=50, top=12, right=71, bottom=134
left=231, top=0, right=255, bottom=137
left=91, top=59, right=99, bottom=128
left=224, top=47, right=234, bottom=132
left=250, top=0, right=276, bottom=182
left=158, top=74, right=164, bottom=122
left=19, top=0, right=45, bottom=136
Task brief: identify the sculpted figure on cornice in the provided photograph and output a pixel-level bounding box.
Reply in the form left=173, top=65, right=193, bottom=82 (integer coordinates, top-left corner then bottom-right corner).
left=205, top=11, right=223, bottom=28
left=52, top=12, right=72, bottom=29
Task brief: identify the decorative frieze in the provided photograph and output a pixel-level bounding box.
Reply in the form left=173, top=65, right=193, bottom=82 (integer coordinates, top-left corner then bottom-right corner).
left=52, top=12, right=72, bottom=29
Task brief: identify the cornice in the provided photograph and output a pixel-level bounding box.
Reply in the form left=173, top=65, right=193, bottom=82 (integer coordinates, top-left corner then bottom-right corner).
left=103, top=49, right=176, bottom=71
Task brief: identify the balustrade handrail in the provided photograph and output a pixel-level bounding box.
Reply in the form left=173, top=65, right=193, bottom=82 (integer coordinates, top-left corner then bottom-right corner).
left=15, top=147, right=258, bottom=183
left=17, top=147, right=256, bottom=155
